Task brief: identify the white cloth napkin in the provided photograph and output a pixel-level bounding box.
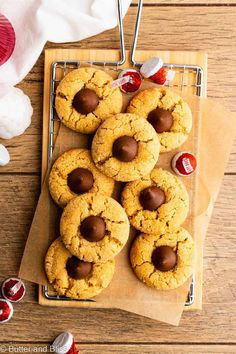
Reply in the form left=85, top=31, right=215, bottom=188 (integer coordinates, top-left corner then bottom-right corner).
left=0, top=0, right=131, bottom=89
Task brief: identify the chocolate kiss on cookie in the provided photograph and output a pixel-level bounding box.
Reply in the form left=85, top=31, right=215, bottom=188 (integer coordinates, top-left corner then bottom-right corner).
left=67, top=168, right=94, bottom=194
left=80, top=215, right=106, bottom=242
left=139, top=186, right=166, bottom=211
left=147, top=107, right=173, bottom=133
left=151, top=246, right=177, bottom=272
left=112, top=135, right=138, bottom=162
left=66, top=256, right=93, bottom=280
left=72, top=88, right=99, bottom=115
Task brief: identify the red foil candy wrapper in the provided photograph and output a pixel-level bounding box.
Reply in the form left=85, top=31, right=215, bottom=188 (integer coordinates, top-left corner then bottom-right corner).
left=0, top=298, right=14, bottom=323
left=150, top=67, right=167, bottom=85
left=2, top=278, right=26, bottom=302
left=171, top=152, right=197, bottom=176
left=118, top=69, right=142, bottom=93
left=140, top=57, right=175, bottom=85
left=53, top=332, right=79, bottom=354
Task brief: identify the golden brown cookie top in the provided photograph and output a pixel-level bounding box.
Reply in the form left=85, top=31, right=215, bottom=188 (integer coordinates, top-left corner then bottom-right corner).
left=130, top=228, right=194, bottom=290
left=55, top=67, right=123, bottom=134
left=91, top=113, right=160, bottom=182
left=127, top=88, right=192, bottom=152
left=121, top=167, right=189, bottom=234
left=60, top=193, right=130, bottom=263
left=45, top=238, right=115, bottom=299
left=49, top=148, right=115, bottom=208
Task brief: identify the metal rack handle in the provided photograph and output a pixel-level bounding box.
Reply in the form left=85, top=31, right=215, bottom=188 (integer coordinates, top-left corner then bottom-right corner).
left=130, top=0, right=143, bottom=66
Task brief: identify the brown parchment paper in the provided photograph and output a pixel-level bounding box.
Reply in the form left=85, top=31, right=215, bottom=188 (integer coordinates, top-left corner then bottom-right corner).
left=19, top=76, right=236, bottom=326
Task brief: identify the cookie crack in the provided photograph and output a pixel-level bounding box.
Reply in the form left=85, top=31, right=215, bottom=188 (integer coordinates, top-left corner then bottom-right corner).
left=91, top=110, right=102, bottom=122
left=111, top=166, right=122, bottom=179
left=62, top=108, right=74, bottom=123
left=148, top=268, right=157, bottom=280
left=109, top=236, right=123, bottom=248
left=96, top=155, right=113, bottom=165
left=135, top=137, right=154, bottom=144
left=57, top=91, right=69, bottom=100
left=86, top=71, right=97, bottom=85
left=134, top=261, right=150, bottom=269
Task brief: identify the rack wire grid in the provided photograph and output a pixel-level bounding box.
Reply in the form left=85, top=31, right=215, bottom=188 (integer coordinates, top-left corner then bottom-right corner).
left=43, top=0, right=203, bottom=307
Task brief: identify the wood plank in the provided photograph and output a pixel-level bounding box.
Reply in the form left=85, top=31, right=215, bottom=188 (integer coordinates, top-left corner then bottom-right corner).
left=0, top=344, right=235, bottom=354
left=226, top=140, right=236, bottom=173
left=0, top=303, right=235, bottom=342
left=134, top=1, right=236, bottom=4
left=0, top=134, right=41, bottom=173
left=0, top=175, right=235, bottom=341
left=205, top=173, right=236, bottom=258
left=77, top=344, right=236, bottom=354
left=0, top=176, right=40, bottom=278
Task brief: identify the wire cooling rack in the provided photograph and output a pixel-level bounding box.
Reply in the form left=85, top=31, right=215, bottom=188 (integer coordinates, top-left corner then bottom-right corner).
left=43, top=0, right=203, bottom=307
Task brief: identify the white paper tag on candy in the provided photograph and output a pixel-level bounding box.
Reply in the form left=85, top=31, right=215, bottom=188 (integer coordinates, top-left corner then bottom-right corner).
left=110, top=76, right=131, bottom=88
left=165, top=69, right=175, bottom=84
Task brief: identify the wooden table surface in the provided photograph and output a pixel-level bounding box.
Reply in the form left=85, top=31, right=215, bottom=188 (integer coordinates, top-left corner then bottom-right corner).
left=0, top=1, right=236, bottom=353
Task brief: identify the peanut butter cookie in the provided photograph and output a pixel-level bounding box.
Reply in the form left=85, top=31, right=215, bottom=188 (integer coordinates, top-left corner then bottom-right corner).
left=121, top=168, right=189, bottom=234
left=55, top=67, right=123, bottom=134
left=127, top=88, right=192, bottom=152
left=45, top=238, right=115, bottom=299
left=91, top=113, right=160, bottom=182
left=60, top=193, right=130, bottom=263
left=49, top=148, right=115, bottom=208
left=130, top=228, right=194, bottom=290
